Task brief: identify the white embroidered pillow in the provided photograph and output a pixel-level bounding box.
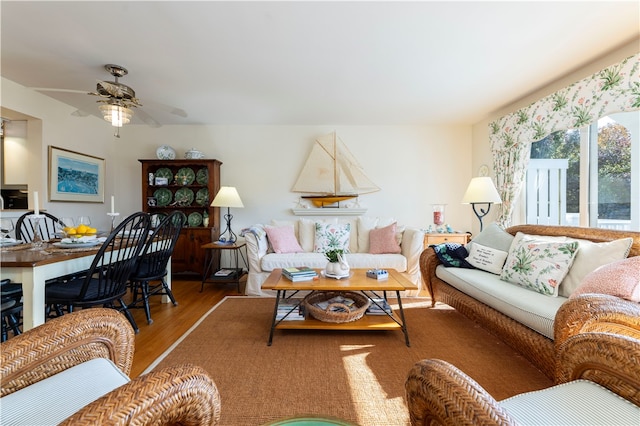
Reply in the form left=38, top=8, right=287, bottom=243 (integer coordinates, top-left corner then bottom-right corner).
left=500, top=236, right=579, bottom=296
left=314, top=222, right=351, bottom=253
left=466, top=243, right=508, bottom=275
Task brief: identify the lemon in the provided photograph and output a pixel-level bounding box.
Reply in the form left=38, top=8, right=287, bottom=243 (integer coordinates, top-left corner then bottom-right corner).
left=86, top=227, right=97, bottom=234
left=76, top=224, right=89, bottom=234
left=66, top=228, right=77, bottom=235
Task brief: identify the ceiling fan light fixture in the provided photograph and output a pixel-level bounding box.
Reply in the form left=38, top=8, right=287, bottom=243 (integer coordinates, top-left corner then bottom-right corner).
left=99, top=103, right=133, bottom=127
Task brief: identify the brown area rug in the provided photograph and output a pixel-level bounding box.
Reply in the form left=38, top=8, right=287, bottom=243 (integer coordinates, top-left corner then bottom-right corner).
left=149, top=297, right=552, bottom=425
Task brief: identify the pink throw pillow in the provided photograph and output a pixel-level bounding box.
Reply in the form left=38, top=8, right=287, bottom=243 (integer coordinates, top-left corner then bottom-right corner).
left=570, top=256, right=640, bottom=302
left=264, top=225, right=304, bottom=254
left=369, top=223, right=401, bottom=254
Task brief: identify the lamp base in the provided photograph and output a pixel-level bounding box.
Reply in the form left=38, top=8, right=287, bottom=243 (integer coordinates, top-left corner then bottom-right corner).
left=471, top=203, right=493, bottom=232
left=217, top=208, right=237, bottom=244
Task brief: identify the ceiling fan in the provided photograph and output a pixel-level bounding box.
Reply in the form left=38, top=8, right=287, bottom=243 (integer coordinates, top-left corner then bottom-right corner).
left=31, top=64, right=187, bottom=137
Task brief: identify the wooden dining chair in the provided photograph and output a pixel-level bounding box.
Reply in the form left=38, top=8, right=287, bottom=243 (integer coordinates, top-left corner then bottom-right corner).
left=45, top=212, right=151, bottom=333
left=128, top=211, right=185, bottom=324
left=15, top=211, right=65, bottom=242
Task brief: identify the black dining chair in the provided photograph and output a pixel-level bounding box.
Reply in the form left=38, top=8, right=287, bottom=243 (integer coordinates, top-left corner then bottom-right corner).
left=1, top=279, right=23, bottom=342
left=45, top=212, right=151, bottom=333
left=128, top=211, right=185, bottom=324
left=15, top=211, right=66, bottom=243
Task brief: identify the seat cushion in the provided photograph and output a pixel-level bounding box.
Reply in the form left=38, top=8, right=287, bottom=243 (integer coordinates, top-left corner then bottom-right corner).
left=500, top=379, right=640, bottom=425
left=436, top=266, right=566, bottom=339
left=0, top=358, right=130, bottom=425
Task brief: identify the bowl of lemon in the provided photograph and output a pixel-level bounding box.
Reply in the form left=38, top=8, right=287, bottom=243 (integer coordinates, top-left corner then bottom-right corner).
left=63, top=224, right=98, bottom=239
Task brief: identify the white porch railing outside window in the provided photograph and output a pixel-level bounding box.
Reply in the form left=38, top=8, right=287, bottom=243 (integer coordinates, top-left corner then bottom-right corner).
left=526, top=159, right=568, bottom=226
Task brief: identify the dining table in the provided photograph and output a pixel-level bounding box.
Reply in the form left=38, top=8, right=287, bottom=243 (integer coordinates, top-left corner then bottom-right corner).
left=0, top=240, right=172, bottom=332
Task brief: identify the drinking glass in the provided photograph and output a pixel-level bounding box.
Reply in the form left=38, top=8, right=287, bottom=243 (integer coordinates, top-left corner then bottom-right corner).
left=77, top=216, right=92, bottom=226
left=0, top=218, right=14, bottom=240
left=59, top=217, right=75, bottom=228
left=55, top=217, right=75, bottom=238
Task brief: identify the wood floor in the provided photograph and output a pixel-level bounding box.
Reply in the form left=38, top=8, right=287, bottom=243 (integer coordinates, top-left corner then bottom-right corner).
left=127, top=277, right=240, bottom=377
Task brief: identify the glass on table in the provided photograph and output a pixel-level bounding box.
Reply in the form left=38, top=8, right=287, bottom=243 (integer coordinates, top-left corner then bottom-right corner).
left=0, top=218, right=14, bottom=240
left=77, top=216, right=91, bottom=226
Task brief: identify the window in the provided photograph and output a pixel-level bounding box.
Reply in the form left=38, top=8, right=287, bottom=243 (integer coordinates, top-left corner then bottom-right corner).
left=527, top=111, right=639, bottom=230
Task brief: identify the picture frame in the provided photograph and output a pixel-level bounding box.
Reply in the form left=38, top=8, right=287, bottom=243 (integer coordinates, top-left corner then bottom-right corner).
left=48, top=145, right=105, bottom=203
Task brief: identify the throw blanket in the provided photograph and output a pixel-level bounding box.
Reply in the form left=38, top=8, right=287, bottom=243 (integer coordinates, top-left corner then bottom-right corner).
left=241, top=225, right=268, bottom=253
left=431, top=243, right=474, bottom=268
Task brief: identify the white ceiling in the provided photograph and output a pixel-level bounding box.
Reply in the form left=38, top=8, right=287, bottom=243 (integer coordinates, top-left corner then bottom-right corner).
left=1, top=1, right=638, bottom=127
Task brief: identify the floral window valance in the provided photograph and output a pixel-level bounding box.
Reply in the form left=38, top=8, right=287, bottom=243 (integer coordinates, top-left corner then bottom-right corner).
left=488, top=53, right=640, bottom=227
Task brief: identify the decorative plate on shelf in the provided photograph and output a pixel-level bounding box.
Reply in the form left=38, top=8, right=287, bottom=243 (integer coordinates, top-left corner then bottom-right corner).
left=196, top=168, right=208, bottom=185
left=188, top=212, right=203, bottom=227
left=195, top=188, right=209, bottom=206
left=154, top=167, right=174, bottom=181
left=156, top=145, right=176, bottom=160
left=174, top=187, right=194, bottom=206
left=175, top=167, right=195, bottom=185
left=153, top=188, right=173, bottom=207
left=171, top=211, right=188, bottom=226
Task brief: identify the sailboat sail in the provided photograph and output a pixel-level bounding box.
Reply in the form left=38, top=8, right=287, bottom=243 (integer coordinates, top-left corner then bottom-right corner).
left=292, top=132, right=380, bottom=206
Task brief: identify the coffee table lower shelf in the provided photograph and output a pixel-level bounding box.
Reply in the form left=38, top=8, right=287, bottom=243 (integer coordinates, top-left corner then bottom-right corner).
left=274, top=313, right=403, bottom=331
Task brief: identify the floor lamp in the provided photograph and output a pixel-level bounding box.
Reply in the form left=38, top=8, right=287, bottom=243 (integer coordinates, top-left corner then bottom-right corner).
left=210, top=186, right=244, bottom=244
left=461, top=177, right=502, bottom=232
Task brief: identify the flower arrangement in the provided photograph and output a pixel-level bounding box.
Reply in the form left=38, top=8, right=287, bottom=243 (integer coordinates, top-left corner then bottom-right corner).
left=324, top=248, right=345, bottom=263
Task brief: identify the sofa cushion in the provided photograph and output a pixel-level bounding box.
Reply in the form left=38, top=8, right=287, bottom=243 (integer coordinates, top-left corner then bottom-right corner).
left=571, top=256, right=640, bottom=302
left=264, top=225, right=304, bottom=254
left=0, top=358, right=129, bottom=425
left=559, top=237, right=633, bottom=297
left=298, top=218, right=337, bottom=252
left=436, top=266, right=566, bottom=339
left=314, top=222, right=351, bottom=253
left=466, top=243, right=508, bottom=275
left=357, top=216, right=379, bottom=253
left=499, top=380, right=640, bottom=425
left=467, top=222, right=514, bottom=253
left=369, top=222, right=401, bottom=254
left=261, top=253, right=407, bottom=272
left=501, top=233, right=579, bottom=296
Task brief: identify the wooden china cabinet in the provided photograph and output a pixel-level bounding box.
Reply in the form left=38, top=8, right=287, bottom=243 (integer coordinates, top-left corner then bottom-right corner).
left=139, top=159, right=222, bottom=276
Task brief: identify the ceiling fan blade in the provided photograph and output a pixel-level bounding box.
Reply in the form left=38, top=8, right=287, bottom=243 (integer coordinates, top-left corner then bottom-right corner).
left=143, top=99, right=188, bottom=118
left=29, top=87, right=89, bottom=94
left=71, top=109, right=91, bottom=117
left=136, top=108, right=161, bottom=128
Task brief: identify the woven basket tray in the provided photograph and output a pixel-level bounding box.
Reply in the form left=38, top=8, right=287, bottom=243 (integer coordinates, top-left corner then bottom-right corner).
left=304, top=291, right=370, bottom=323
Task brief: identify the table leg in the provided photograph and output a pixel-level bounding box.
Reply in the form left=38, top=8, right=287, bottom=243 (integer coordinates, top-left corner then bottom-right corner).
left=395, top=290, right=411, bottom=347
left=267, top=289, right=282, bottom=346
left=200, top=249, right=214, bottom=292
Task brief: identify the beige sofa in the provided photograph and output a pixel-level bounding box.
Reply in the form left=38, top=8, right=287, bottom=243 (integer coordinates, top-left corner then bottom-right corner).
left=243, top=217, right=425, bottom=296
left=420, top=224, right=640, bottom=378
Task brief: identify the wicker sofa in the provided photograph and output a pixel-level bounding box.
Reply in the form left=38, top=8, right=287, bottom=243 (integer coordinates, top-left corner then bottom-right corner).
left=405, top=295, right=640, bottom=425
left=244, top=217, right=425, bottom=296
left=420, top=224, right=640, bottom=378
left=0, top=308, right=221, bottom=425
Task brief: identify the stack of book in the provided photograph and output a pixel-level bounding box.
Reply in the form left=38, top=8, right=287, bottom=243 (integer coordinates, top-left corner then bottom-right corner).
left=366, top=298, right=392, bottom=315
left=282, top=266, right=318, bottom=282
left=276, top=299, right=305, bottom=320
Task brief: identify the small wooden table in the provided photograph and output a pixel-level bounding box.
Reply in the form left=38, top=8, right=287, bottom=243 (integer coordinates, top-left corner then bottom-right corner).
left=423, top=232, right=470, bottom=248
left=200, top=241, right=247, bottom=293
left=262, top=268, right=418, bottom=346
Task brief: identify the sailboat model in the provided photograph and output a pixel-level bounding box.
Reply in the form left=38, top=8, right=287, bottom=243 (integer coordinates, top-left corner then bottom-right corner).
left=292, top=132, right=380, bottom=207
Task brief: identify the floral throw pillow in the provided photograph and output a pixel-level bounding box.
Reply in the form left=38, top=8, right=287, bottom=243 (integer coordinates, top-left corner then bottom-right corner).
left=314, top=222, right=351, bottom=253
left=500, top=239, right=579, bottom=296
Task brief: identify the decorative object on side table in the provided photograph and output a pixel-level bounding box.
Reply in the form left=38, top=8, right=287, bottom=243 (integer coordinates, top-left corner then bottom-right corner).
left=210, top=186, right=244, bottom=243
left=366, top=269, right=389, bottom=280
left=184, top=148, right=205, bottom=159
left=432, top=204, right=446, bottom=226
left=461, top=177, right=502, bottom=231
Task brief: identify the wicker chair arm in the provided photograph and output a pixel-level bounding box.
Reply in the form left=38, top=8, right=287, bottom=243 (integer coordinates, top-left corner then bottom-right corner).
left=60, top=364, right=221, bottom=426
left=554, top=294, right=640, bottom=350
left=556, top=332, right=640, bottom=406
left=0, top=308, right=134, bottom=397
left=405, top=359, right=518, bottom=426
left=419, top=247, right=442, bottom=307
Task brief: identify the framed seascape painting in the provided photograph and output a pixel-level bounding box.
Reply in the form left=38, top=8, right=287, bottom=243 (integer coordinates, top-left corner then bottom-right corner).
left=48, top=146, right=105, bottom=203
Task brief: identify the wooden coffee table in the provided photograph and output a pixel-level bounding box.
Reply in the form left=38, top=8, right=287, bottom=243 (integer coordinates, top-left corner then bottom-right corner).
left=261, top=268, right=418, bottom=346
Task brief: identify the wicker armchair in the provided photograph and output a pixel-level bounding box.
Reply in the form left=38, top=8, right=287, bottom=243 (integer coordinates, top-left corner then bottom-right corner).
left=405, top=297, right=640, bottom=425
left=0, top=308, right=221, bottom=425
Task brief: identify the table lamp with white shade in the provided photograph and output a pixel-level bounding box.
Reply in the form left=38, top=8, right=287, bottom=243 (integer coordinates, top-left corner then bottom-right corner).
left=461, top=177, right=502, bottom=232
left=210, top=186, right=244, bottom=243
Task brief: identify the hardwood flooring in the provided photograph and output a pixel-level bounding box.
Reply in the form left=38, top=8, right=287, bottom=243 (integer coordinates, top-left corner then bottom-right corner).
left=128, top=277, right=240, bottom=377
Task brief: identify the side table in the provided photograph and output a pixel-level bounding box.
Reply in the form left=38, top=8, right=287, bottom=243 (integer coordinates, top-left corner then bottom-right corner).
left=200, top=241, right=247, bottom=293
left=423, top=232, right=470, bottom=248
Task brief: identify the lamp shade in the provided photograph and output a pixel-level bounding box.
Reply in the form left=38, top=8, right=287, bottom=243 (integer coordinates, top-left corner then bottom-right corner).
left=210, top=186, right=244, bottom=208
left=461, top=177, right=502, bottom=204
left=99, top=103, right=133, bottom=127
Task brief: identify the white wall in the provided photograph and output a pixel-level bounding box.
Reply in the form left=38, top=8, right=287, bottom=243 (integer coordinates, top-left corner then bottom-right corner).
left=1, top=78, right=474, bottom=233
left=470, top=38, right=640, bottom=231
